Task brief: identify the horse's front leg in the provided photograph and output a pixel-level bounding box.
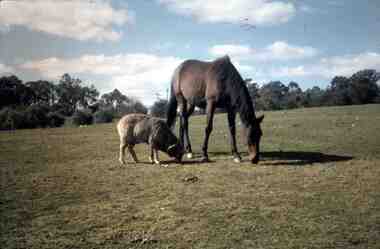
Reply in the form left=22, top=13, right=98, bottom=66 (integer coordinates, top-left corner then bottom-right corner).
left=227, top=109, right=241, bottom=163
left=201, top=101, right=216, bottom=162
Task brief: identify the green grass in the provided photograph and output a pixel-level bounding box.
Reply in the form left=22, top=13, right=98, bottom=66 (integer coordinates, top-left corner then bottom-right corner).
left=1, top=104, right=380, bottom=249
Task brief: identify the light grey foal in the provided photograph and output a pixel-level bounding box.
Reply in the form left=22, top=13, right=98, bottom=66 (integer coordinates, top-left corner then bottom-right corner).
left=117, top=113, right=183, bottom=165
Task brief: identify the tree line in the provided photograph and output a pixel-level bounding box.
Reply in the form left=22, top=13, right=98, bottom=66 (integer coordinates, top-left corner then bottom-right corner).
left=1, top=68, right=379, bottom=130
left=0, top=73, right=148, bottom=130
left=247, top=69, right=380, bottom=111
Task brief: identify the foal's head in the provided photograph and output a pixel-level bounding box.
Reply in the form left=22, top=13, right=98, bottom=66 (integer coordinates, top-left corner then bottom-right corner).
left=245, top=115, right=264, bottom=164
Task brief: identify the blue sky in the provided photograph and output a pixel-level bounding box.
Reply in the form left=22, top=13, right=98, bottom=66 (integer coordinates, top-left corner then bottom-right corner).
left=0, top=0, right=379, bottom=105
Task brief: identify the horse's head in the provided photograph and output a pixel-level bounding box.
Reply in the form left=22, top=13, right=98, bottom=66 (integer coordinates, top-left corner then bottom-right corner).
left=246, top=115, right=264, bottom=164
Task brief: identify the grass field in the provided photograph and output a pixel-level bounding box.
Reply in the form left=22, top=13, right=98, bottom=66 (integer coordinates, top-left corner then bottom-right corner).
left=1, top=104, right=380, bottom=249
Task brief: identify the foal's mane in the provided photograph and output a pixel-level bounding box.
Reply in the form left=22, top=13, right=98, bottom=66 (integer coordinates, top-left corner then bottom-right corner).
left=210, top=56, right=256, bottom=127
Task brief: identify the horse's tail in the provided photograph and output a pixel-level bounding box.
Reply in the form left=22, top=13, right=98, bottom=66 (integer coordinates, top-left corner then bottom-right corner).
left=166, top=66, right=180, bottom=130
left=166, top=85, right=178, bottom=131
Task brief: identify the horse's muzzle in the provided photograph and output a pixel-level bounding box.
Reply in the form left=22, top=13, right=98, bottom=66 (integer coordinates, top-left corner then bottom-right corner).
left=248, top=144, right=260, bottom=164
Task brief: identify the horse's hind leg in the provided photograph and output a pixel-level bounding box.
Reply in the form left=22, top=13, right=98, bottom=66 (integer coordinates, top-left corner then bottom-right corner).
left=201, top=101, right=216, bottom=162
left=179, top=100, right=193, bottom=159
left=227, top=109, right=241, bottom=163
left=183, top=103, right=194, bottom=159
left=128, top=145, right=139, bottom=163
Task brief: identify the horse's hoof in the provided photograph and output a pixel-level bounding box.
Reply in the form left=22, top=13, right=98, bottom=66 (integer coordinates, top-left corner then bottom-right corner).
left=233, top=157, right=241, bottom=163
left=186, top=153, right=193, bottom=159
left=201, top=157, right=210, bottom=163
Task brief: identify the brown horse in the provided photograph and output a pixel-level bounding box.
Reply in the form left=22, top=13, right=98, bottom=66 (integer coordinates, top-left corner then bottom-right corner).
left=166, top=55, right=264, bottom=164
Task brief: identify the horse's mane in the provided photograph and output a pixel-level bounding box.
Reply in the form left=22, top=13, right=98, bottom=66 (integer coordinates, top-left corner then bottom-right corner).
left=210, top=56, right=256, bottom=127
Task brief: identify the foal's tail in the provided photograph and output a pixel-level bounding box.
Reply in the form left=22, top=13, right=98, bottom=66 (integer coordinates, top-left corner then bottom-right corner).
left=166, top=86, right=178, bottom=131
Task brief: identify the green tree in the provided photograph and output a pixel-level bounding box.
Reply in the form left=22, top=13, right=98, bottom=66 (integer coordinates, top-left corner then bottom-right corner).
left=285, top=81, right=303, bottom=109
left=79, top=85, right=99, bottom=109
left=150, top=99, right=168, bottom=117
left=257, top=81, right=288, bottom=110
left=55, top=74, right=98, bottom=116
left=100, top=88, right=128, bottom=107
left=326, top=76, right=351, bottom=105
left=25, top=80, right=56, bottom=106
left=349, top=69, right=379, bottom=104
left=246, top=79, right=260, bottom=109
left=55, top=74, right=83, bottom=115
left=0, top=75, right=34, bottom=108
left=303, top=86, right=325, bottom=107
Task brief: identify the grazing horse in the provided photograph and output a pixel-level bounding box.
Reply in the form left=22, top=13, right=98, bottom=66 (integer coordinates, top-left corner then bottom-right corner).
left=166, top=55, right=264, bottom=164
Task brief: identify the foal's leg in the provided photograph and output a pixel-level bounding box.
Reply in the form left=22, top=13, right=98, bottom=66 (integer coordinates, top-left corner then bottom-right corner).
left=153, top=149, right=160, bottom=164
left=127, top=145, right=139, bottom=163
left=227, top=109, right=241, bottom=163
left=201, top=101, right=216, bottom=162
left=149, top=145, right=160, bottom=164
left=119, top=137, right=127, bottom=165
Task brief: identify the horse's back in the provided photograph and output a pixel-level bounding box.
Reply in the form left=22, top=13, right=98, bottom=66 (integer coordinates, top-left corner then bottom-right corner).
left=173, top=59, right=210, bottom=101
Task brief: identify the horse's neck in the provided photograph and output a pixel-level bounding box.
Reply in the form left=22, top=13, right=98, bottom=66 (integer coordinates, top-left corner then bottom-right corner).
left=232, top=87, right=255, bottom=127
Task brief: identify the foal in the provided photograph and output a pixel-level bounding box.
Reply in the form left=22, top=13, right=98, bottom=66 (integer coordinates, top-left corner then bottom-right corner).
left=117, top=114, right=183, bottom=165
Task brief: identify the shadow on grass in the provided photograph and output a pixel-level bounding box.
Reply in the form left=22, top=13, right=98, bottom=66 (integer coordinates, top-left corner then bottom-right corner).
left=159, top=159, right=212, bottom=165
left=209, top=151, right=353, bottom=166
left=114, top=151, right=354, bottom=167
left=261, top=151, right=353, bottom=166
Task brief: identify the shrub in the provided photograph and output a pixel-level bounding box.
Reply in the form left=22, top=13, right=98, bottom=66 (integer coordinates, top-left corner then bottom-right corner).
left=0, top=106, right=67, bottom=130
left=94, top=109, right=114, bottom=124
left=24, top=104, right=50, bottom=128
left=72, top=109, right=93, bottom=126
left=47, top=112, right=65, bottom=127
left=0, top=107, right=27, bottom=130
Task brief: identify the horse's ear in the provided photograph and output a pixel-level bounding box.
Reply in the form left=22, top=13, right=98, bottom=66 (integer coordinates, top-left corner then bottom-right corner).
left=256, top=115, right=264, bottom=124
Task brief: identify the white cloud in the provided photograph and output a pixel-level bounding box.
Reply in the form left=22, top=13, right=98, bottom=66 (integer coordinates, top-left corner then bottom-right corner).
left=0, top=63, right=13, bottom=74
left=20, top=53, right=183, bottom=105
left=209, top=44, right=255, bottom=58
left=0, top=0, right=132, bottom=42
left=272, top=65, right=310, bottom=77
left=272, top=52, right=380, bottom=78
left=316, top=52, right=380, bottom=77
left=209, top=41, right=318, bottom=61
left=260, top=41, right=318, bottom=60
left=157, top=0, right=295, bottom=26
left=230, top=60, right=254, bottom=74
